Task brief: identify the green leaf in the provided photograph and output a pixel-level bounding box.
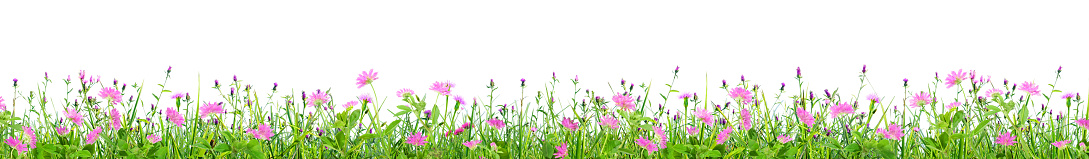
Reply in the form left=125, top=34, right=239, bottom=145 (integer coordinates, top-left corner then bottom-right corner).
left=383, top=120, right=402, bottom=135
left=73, top=150, right=93, bottom=157
left=700, top=150, right=722, bottom=158
left=669, top=90, right=679, bottom=93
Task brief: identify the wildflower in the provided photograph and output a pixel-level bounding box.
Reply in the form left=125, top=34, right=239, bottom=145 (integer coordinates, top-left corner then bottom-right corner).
left=0, top=96, right=7, bottom=111
left=247, top=124, right=273, bottom=140
left=678, top=92, right=693, bottom=99
left=141, top=134, right=161, bottom=144
left=22, top=126, right=36, bottom=148
left=487, top=118, right=505, bottom=129
left=636, top=137, right=659, bottom=154
left=1020, top=81, right=1040, bottom=96
left=307, top=90, right=330, bottom=107
left=696, top=108, right=714, bottom=126
left=429, top=81, right=456, bottom=96
left=5, top=137, right=26, bottom=153
left=777, top=135, right=793, bottom=143
left=944, top=69, right=968, bottom=88
left=829, top=102, right=855, bottom=118
left=358, top=93, right=374, bottom=104
left=910, top=92, right=933, bottom=108
left=1053, top=140, right=1071, bottom=148
left=65, top=107, right=84, bottom=127
left=463, top=140, right=482, bottom=149
left=56, top=127, right=70, bottom=135
left=599, top=115, right=619, bottom=129
left=729, top=87, right=754, bottom=105
left=562, top=117, right=579, bottom=131
left=170, top=93, right=185, bottom=99
left=716, top=126, right=733, bottom=144
left=876, top=123, right=905, bottom=140
left=531, top=127, right=537, bottom=132
left=199, top=102, right=225, bottom=118
left=166, top=107, right=185, bottom=127
left=99, top=87, right=123, bottom=105
left=796, top=107, right=815, bottom=127
left=397, top=88, right=415, bottom=97
left=1075, top=118, right=1089, bottom=129
left=946, top=102, right=961, bottom=109
left=740, top=108, right=752, bottom=130
left=454, top=95, right=467, bottom=105
left=612, top=93, right=636, bottom=111
left=405, top=132, right=428, bottom=146
left=343, top=101, right=359, bottom=109
left=86, top=127, right=103, bottom=144
left=1062, top=93, right=1075, bottom=99
left=994, top=132, right=1018, bottom=146
left=110, top=108, right=122, bottom=130
left=687, top=126, right=699, bottom=135
left=653, top=126, right=669, bottom=149
left=867, top=94, right=880, bottom=103
left=554, top=143, right=569, bottom=158
left=355, top=69, right=379, bottom=88
left=985, top=89, right=1004, bottom=98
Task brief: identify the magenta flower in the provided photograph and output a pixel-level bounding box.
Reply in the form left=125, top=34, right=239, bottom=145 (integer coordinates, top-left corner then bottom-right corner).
left=147, top=134, right=162, bottom=144
left=248, top=124, right=274, bottom=140
left=0, top=96, right=7, bottom=111
left=343, top=101, right=359, bottom=109
left=1062, top=93, right=1075, bottom=99
left=110, top=108, right=122, bottom=130
left=429, top=81, right=456, bottom=96
left=944, top=69, right=968, bottom=88
left=1053, top=140, right=1072, bottom=148
left=22, top=126, right=36, bottom=148
left=716, top=126, right=733, bottom=144
left=358, top=93, right=374, bottom=104
left=729, top=87, right=754, bottom=105
left=994, top=132, right=1018, bottom=146
left=695, top=108, right=713, bottom=126
left=171, top=93, right=185, bottom=99
left=65, top=107, right=84, bottom=127
left=612, top=93, right=636, bottom=111
left=985, top=88, right=1005, bottom=98
left=636, top=137, right=659, bottom=154
left=199, top=102, right=225, bottom=118
left=740, top=108, right=752, bottom=130
left=396, top=88, right=415, bottom=97
left=463, top=140, right=482, bottom=148
left=487, top=118, right=505, bottom=129
left=686, top=126, right=699, bottom=135
left=796, top=107, right=815, bottom=127
left=453, top=95, right=467, bottom=105
left=946, top=101, right=962, bottom=109
left=405, top=132, right=428, bottom=146
left=828, top=102, right=855, bottom=118
left=98, top=87, right=123, bottom=105
left=86, top=127, right=103, bottom=144
left=599, top=115, right=619, bottom=129
left=910, top=92, right=933, bottom=108
left=1075, top=118, right=1089, bottom=129
left=307, top=90, right=330, bottom=107
left=1020, top=81, right=1040, bottom=96
left=867, top=94, right=880, bottom=103
left=355, top=69, right=379, bottom=88
left=678, top=92, right=693, bottom=99
left=777, top=135, right=793, bottom=143
left=166, top=107, right=185, bottom=127
left=56, top=127, right=70, bottom=135
left=561, top=117, right=579, bottom=131
left=5, top=137, right=26, bottom=153
left=876, top=123, right=905, bottom=140
left=554, top=143, right=569, bottom=159
left=653, top=126, right=669, bottom=149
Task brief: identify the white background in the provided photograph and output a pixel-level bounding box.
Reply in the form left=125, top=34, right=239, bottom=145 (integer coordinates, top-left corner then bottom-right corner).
left=2, top=1, right=1088, bottom=121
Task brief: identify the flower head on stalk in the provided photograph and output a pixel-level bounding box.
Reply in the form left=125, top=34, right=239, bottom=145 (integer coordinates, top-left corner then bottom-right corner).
left=355, top=69, right=379, bottom=88
left=99, top=87, right=122, bottom=105
left=429, top=81, right=456, bottom=96
left=612, top=93, right=636, bottom=111
left=307, top=90, right=330, bottom=107
left=1020, top=81, right=1040, bottom=96
left=944, top=69, right=969, bottom=88
left=199, top=102, right=225, bottom=118
left=397, top=88, right=415, bottom=98
left=729, top=87, right=754, bottom=105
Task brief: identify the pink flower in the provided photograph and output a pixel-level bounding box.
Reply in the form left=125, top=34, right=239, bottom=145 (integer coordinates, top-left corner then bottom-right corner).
left=86, top=127, right=103, bottom=144
left=0, top=96, right=7, bottom=111
left=653, top=126, right=669, bottom=149
left=554, top=143, right=568, bottom=158
left=777, top=135, right=793, bottom=143
left=796, top=107, right=815, bottom=127
left=828, top=102, right=855, bottom=118
left=343, top=101, right=359, bottom=109
left=740, top=108, right=752, bottom=130
left=171, top=93, right=185, bottom=99
left=612, top=93, right=636, bottom=111
left=910, top=92, right=933, bottom=108
left=876, top=123, right=905, bottom=140
left=358, top=93, right=374, bottom=104
left=946, top=102, right=962, bottom=109
left=944, top=69, right=968, bottom=88
left=355, top=69, right=379, bottom=88
left=686, top=126, right=699, bottom=135
left=166, top=107, right=185, bottom=127
left=678, top=92, right=693, bottom=99
left=396, top=88, right=415, bottom=97
left=463, top=140, right=482, bottom=148
left=56, top=127, right=70, bottom=135
left=1075, top=118, right=1089, bottom=129
left=985, top=88, right=1005, bottom=98
left=1062, top=93, right=1075, bottom=99
left=405, top=132, right=428, bottom=146
left=487, top=118, right=505, bottom=129
left=716, top=126, right=733, bottom=144
left=22, top=126, right=36, bottom=148
left=530, top=127, right=537, bottom=132
left=248, top=124, right=273, bottom=140
left=561, top=117, right=579, bottom=131
left=64, top=107, right=83, bottom=127
left=307, top=90, right=330, bottom=107
left=429, top=81, right=456, bottom=96
left=1020, top=81, right=1040, bottom=96
left=147, top=134, right=162, bottom=144
left=5, top=137, right=26, bottom=153
left=98, top=87, right=123, bottom=105
left=199, top=102, right=225, bottom=118
left=110, top=108, right=122, bottom=130
left=729, top=87, right=754, bottom=105
left=453, top=95, right=467, bottom=105
left=599, top=115, right=619, bottom=129
left=867, top=94, right=880, bottom=103
left=994, top=132, right=1018, bottom=146
left=636, top=137, right=659, bottom=154
left=695, top=108, right=713, bottom=126
left=1053, top=140, right=1072, bottom=148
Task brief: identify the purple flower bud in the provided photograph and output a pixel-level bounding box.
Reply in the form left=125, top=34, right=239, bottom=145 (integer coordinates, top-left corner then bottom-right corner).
left=273, top=82, right=279, bottom=90
left=780, top=82, right=786, bottom=90
left=1058, top=66, right=1063, bottom=73
left=1004, top=79, right=1008, bottom=85
left=675, top=66, right=680, bottom=73
left=233, top=75, right=238, bottom=81
left=574, top=75, right=579, bottom=82
left=230, top=87, right=235, bottom=95
left=424, top=110, right=432, bottom=118
left=44, top=72, right=49, bottom=79
left=214, top=80, right=219, bottom=86
left=861, top=65, right=867, bottom=73
left=722, top=80, right=727, bottom=87
left=113, top=79, right=118, bottom=85
left=824, top=89, right=831, bottom=98
left=796, top=67, right=801, bottom=77
left=167, top=66, right=172, bottom=72
left=740, top=75, right=746, bottom=82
